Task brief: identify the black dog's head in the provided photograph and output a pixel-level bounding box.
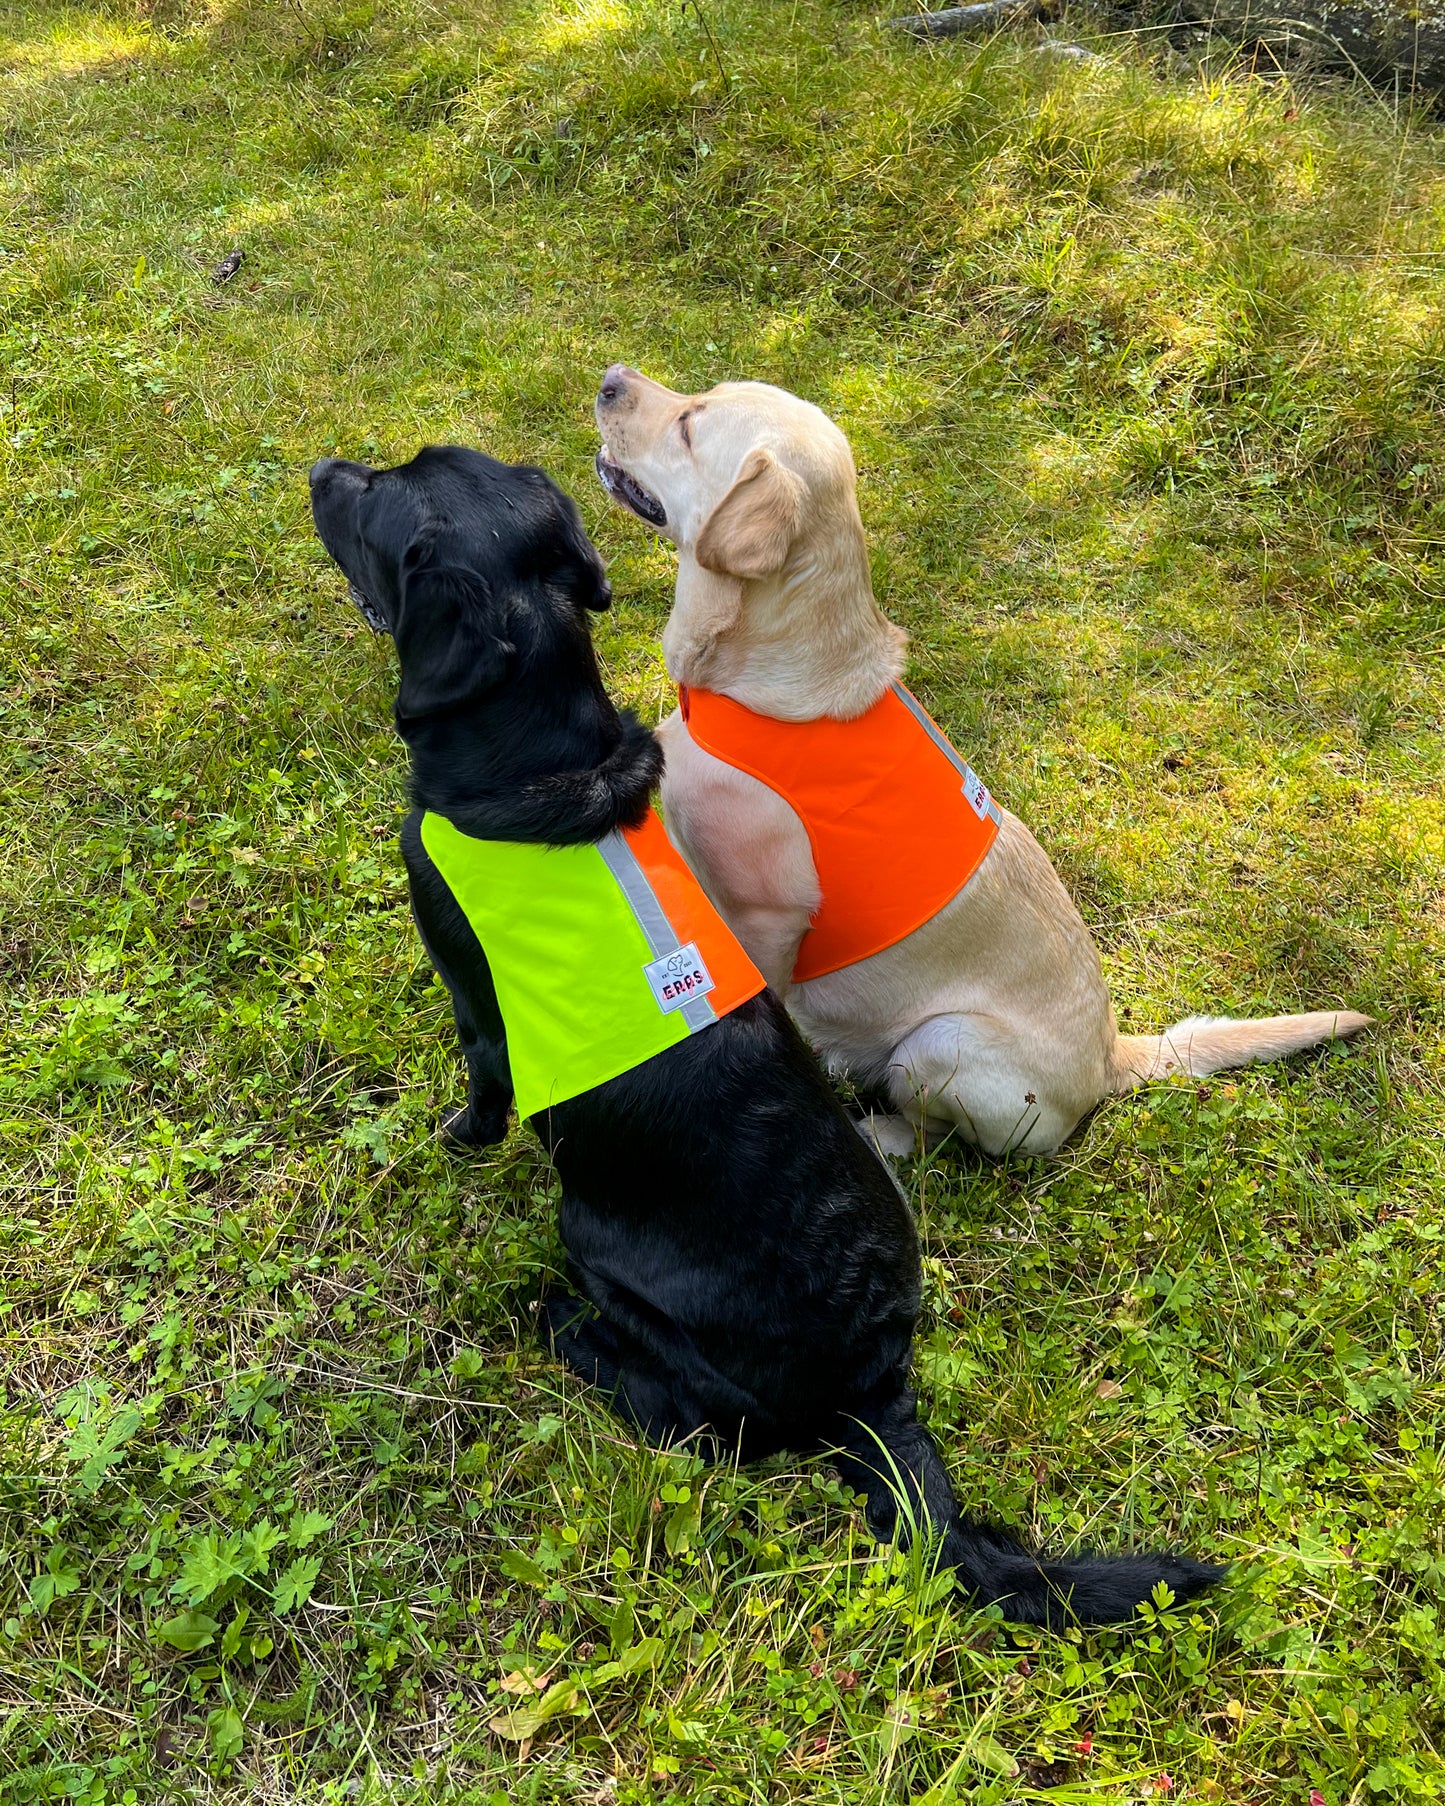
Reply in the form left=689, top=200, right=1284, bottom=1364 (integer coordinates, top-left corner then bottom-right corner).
left=309, top=445, right=613, bottom=724
left=310, top=444, right=660, bottom=842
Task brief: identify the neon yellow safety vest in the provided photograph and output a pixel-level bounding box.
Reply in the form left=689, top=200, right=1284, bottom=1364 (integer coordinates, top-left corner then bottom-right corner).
left=420, top=809, right=766, bottom=1121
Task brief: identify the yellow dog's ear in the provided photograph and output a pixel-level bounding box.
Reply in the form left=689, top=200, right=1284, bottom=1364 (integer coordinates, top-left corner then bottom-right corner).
left=695, top=447, right=802, bottom=578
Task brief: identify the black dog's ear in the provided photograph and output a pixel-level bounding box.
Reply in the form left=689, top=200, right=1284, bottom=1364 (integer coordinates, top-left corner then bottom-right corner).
left=394, top=546, right=514, bottom=721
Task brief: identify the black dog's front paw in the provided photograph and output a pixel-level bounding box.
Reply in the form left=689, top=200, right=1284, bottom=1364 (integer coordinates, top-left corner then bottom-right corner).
left=438, top=1101, right=509, bottom=1150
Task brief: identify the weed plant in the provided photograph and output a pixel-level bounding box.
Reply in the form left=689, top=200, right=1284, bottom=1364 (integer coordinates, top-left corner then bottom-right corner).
left=0, top=0, right=1442, bottom=1800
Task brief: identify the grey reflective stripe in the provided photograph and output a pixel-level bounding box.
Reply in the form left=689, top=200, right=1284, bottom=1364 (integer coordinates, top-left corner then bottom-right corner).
left=891, top=684, right=1003, bottom=828
left=596, top=830, right=718, bottom=1032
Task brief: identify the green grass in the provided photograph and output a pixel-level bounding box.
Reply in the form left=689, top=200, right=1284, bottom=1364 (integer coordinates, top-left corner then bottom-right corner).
left=2, top=0, right=1443, bottom=1798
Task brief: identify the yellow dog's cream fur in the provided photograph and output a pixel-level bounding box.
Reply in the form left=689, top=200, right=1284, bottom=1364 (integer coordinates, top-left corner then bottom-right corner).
left=596, top=368, right=1370, bottom=1155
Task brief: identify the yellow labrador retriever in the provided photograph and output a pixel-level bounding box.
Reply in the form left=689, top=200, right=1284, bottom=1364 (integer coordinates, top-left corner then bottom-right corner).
left=595, top=367, right=1370, bottom=1156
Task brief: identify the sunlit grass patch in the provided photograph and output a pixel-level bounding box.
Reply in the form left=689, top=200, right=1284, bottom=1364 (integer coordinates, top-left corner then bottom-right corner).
left=0, top=9, right=152, bottom=73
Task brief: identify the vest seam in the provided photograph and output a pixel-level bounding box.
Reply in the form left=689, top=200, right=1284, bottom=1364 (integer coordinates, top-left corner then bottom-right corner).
left=890, top=684, right=1003, bottom=829
left=597, top=830, right=719, bottom=1031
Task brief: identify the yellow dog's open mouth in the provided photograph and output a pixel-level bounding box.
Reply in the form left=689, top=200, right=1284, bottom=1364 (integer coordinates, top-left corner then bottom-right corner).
left=595, top=447, right=666, bottom=527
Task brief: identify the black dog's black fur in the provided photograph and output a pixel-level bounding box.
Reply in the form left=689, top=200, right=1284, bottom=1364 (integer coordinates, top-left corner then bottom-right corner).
left=309, top=444, right=1224, bottom=1628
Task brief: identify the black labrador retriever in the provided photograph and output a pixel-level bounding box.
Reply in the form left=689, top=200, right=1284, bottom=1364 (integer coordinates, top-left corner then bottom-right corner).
left=309, top=444, right=1222, bottom=1628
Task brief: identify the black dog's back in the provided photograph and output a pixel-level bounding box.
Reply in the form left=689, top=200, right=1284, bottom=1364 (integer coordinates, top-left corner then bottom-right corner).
left=315, top=444, right=1224, bottom=1629
left=546, top=994, right=923, bottom=1437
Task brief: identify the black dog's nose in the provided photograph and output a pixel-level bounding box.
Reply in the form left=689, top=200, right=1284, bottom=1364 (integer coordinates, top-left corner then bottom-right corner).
left=598, top=364, right=633, bottom=404
left=309, top=456, right=339, bottom=490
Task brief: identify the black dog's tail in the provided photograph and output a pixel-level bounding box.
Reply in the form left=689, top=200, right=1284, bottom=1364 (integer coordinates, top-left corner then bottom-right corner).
left=836, top=1394, right=1224, bottom=1629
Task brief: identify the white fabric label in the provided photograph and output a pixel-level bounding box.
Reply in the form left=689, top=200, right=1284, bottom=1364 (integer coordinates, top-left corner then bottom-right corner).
left=643, top=942, right=715, bottom=1014
left=961, top=765, right=992, bottom=822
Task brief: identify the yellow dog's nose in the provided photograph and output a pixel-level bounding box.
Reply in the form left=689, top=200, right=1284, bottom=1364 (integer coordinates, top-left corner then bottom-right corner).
left=598, top=364, right=638, bottom=404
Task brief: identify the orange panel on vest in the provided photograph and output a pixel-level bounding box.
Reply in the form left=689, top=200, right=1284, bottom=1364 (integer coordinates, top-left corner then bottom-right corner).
left=620, top=809, right=768, bottom=1019
left=679, top=683, right=1001, bottom=983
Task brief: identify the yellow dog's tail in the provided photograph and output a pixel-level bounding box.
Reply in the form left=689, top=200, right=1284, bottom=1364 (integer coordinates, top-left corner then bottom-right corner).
left=1112, top=1010, right=1373, bottom=1090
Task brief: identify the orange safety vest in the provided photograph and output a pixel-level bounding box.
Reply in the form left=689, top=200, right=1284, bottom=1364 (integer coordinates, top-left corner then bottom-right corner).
left=678, top=683, right=1001, bottom=983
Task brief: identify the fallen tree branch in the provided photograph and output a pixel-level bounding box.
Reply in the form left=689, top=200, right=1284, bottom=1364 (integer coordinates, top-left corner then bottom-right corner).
left=887, top=1, right=1046, bottom=36
left=888, top=0, right=1445, bottom=93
